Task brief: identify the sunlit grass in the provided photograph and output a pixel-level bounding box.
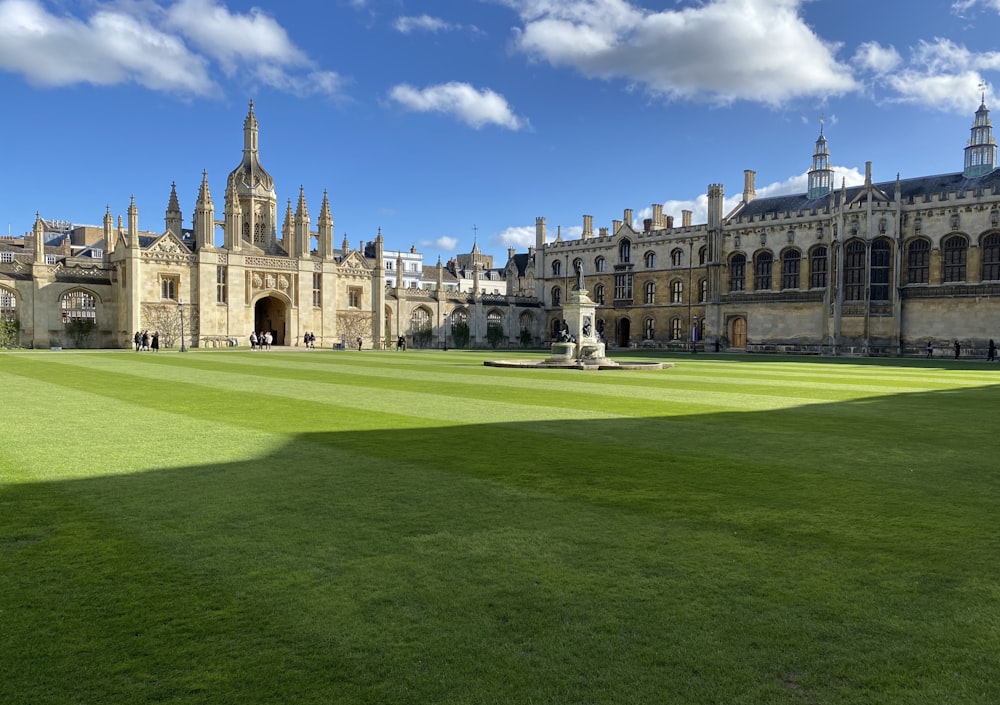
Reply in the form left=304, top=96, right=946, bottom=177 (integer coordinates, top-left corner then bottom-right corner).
left=2, top=349, right=999, bottom=704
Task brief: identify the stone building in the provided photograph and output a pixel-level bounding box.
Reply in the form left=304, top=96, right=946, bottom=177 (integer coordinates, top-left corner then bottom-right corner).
left=519, top=98, right=1000, bottom=355
left=0, top=102, right=388, bottom=349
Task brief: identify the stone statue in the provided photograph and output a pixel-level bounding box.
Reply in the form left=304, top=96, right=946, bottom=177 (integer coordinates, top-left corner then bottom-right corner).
left=575, top=260, right=584, bottom=291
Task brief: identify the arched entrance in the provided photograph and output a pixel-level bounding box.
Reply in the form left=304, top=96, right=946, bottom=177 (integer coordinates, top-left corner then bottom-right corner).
left=616, top=317, right=631, bottom=347
left=731, top=316, right=747, bottom=348
left=254, top=295, right=289, bottom=346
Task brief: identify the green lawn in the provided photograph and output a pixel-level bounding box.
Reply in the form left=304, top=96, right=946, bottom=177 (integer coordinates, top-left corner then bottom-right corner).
left=2, top=348, right=998, bottom=704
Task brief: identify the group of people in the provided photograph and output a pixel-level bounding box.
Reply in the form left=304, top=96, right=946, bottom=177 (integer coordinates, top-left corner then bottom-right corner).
left=249, top=330, right=273, bottom=350
left=302, top=332, right=317, bottom=349
left=926, top=339, right=998, bottom=360
left=133, top=330, right=159, bottom=351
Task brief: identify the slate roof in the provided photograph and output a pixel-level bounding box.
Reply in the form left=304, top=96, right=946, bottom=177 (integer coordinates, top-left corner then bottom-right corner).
left=729, top=167, right=1000, bottom=223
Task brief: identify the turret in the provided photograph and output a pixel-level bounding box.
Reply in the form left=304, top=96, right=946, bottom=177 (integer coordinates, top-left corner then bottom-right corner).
left=743, top=170, right=756, bottom=204
left=535, top=216, right=546, bottom=249
left=294, top=186, right=310, bottom=258
left=807, top=119, right=833, bottom=199
left=32, top=212, right=45, bottom=262
left=194, top=171, right=214, bottom=249
left=103, top=205, right=115, bottom=254
left=965, top=92, right=996, bottom=178
left=317, top=190, right=334, bottom=260
left=224, top=179, right=243, bottom=251
left=281, top=198, right=293, bottom=253
left=165, top=181, right=183, bottom=237
left=128, top=195, right=139, bottom=242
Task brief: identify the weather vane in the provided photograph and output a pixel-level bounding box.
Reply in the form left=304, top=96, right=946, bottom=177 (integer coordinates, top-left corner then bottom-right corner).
left=980, top=80, right=987, bottom=103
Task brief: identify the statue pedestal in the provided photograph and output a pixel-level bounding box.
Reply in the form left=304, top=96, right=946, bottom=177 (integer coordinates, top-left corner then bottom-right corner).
left=548, top=289, right=612, bottom=364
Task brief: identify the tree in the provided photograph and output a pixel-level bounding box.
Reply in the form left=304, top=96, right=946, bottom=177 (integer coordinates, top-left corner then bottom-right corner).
left=142, top=303, right=199, bottom=349
left=0, top=317, right=20, bottom=348
left=486, top=323, right=505, bottom=349
left=451, top=320, right=470, bottom=349
left=519, top=327, right=534, bottom=348
left=410, top=321, right=433, bottom=349
left=337, top=311, right=373, bottom=347
left=65, top=318, right=96, bottom=348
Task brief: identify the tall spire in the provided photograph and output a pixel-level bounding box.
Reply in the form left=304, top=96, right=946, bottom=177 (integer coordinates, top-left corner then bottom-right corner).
left=194, top=170, right=215, bottom=249
left=165, top=181, right=182, bottom=237
left=807, top=116, right=833, bottom=199
left=964, top=87, right=996, bottom=178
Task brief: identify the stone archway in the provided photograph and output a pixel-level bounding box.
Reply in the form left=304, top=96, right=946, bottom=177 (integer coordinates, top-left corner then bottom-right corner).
left=254, top=295, right=289, bottom=346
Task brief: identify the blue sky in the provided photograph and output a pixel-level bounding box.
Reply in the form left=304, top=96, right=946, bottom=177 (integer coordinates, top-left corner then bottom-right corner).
left=1, top=0, right=998, bottom=265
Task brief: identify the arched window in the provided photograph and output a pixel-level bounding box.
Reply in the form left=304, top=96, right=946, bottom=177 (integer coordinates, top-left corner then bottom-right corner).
left=450, top=308, right=468, bottom=330
left=594, top=283, right=606, bottom=306
left=552, top=286, right=562, bottom=306
left=619, top=239, right=631, bottom=263
left=781, top=250, right=801, bottom=290
left=729, top=254, right=746, bottom=291
left=644, top=281, right=656, bottom=304
left=698, top=278, right=707, bottom=303
left=983, top=233, right=1000, bottom=281
left=943, top=235, right=967, bottom=282
left=518, top=311, right=534, bottom=336
left=486, top=309, right=503, bottom=335
left=61, top=290, right=96, bottom=323
left=644, top=251, right=656, bottom=268
left=754, top=252, right=773, bottom=290
left=670, top=280, right=683, bottom=303
left=845, top=241, right=866, bottom=301
left=0, top=287, right=16, bottom=319
left=643, top=317, right=655, bottom=340
left=410, top=307, right=431, bottom=334
left=670, top=317, right=682, bottom=340
left=907, top=239, right=929, bottom=284
left=670, top=248, right=683, bottom=267
left=595, top=256, right=606, bottom=272
left=870, top=239, right=891, bottom=301
left=810, top=247, right=828, bottom=288
left=699, top=246, right=707, bottom=265
left=552, top=260, right=562, bottom=276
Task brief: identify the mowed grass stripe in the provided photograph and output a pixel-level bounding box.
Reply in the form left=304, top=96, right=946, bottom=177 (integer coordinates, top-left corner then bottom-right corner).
left=33, top=352, right=830, bottom=418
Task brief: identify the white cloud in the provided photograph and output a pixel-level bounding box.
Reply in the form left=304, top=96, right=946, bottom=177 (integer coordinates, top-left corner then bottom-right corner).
left=853, top=42, right=901, bottom=75
left=501, top=0, right=857, bottom=105
left=388, top=82, right=526, bottom=130
left=952, top=0, right=1000, bottom=15
left=435, top=235, right=459, bottom=251
left=394, top=14, right=455, bottom=34
left=0, top=0, right=214, bottom=94
left=495, top=226, right=535, bottom=248
left=863, top=39, right=998, bottom=112
left=0, top=0, right=344, bottom=98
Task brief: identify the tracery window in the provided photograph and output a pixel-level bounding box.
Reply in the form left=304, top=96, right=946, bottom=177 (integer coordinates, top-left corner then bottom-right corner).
left=983, top=233, right=1000, bottom=281
left=907, top=239, right=929, bottom=284
left=160, top=275, right=178, bottom=300
left=870, top=239, right=891, bottom=301
left=614, top=273, right=633, bottom=301
left=0, top=287, right=16, bottom=319
left=61, top=290, right=96, bottom=323
left=810, top=247, right=828, bottom=288
left=781, top=250, right=800, bottom=290
left=844, top=241, right=866, bottom=301
left=729, top=254, right=746, bottom=291
left=754, top=252, right=773, bottom=291
left=943, top=235, right=967, bottom=282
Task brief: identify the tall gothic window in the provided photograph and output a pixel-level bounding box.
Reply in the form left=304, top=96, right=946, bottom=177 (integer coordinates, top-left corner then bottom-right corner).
left=552, top=286, right=561, bottom=306
left=670, top=280, right=683, bottom=303
left=907, top=239, right=930, bottom=284
left=870, top=239, right=891, bottom=301
left=670, top=249, right=683, bottom=267
left=845, top=241, right=866, bottom=301
left=781, top=250, right=801, bottom=290
left=619, top=239, right=631, bottom=263
left=670, top=317, right=682, bottom=340
left=729, top=254, right=746, bottom=291
left=594, top=284, right=606, bottom=305
left=644, top=251, right=656, bottom=268
left=552, top=260, right=562, bottom=276
left=595, top=256, right=606, bottom=273
left=754, top=252, right=773, bottom=291
left=810, top=247, right=828, bottom=288
left=943, top=235, right=968, bottom=282
left=614, top=273, right=633, bottom=301
left=983, top=233, right=1000, bottom=281
left=643, top=317, right=655, bottom=340
left=698, top=278, right=707, bottom=303
left=644, top=280, right=655, bottom=304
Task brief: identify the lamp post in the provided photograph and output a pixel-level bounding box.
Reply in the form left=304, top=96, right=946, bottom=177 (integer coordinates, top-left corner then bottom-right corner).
left=177, top=300, right=187, bottom=352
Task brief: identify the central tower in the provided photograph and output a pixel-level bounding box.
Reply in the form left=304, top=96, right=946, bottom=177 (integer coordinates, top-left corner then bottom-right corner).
left=226, top=101, right=278, bottom=251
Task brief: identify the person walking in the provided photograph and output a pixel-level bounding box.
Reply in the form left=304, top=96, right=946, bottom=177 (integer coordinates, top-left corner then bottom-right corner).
left=151, top=331, right=159, bottom=352
left=357, top=336, right=363, bottom=351
left=989, top=339, right=997, bottom=362
left=249, top=331, right=257, bottom=350
left=954, top=339, right=961, bottom=359
left=926, top=340, right=933, bottom=359
left=134, top=330, right=142, bottom=352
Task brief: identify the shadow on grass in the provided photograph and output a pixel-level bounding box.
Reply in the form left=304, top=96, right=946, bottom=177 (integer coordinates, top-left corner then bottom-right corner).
left=4, top=384, right=1000, bottom=705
